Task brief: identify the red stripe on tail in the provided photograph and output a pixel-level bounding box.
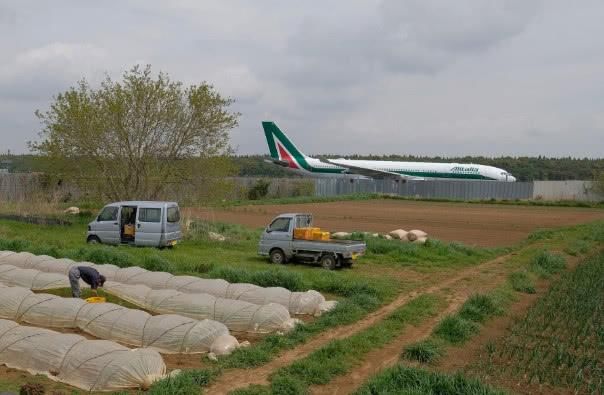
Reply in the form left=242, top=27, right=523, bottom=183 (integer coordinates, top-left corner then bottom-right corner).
left=277, top=143, right=299, bottom=169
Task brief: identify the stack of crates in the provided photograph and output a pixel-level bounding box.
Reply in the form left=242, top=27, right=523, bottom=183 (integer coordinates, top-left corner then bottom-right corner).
left=294, top=227, right=318, bottom=240
left=294, top=227, right=329, bottom=240
left=311, top=230, right=330, bottom=241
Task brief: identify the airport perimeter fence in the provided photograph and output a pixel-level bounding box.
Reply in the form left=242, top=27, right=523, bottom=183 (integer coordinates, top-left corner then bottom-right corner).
left=314, top=178, right=535, bottom=200
left=1, top=173, right=602, bottom=203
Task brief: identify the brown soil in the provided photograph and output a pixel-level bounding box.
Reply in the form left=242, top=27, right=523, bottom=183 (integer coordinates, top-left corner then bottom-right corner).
left=0, top=366, right=80, bottom=394
left=187, top=200, right=604, bottom=247
left=205, top=253, right=513, bottom=394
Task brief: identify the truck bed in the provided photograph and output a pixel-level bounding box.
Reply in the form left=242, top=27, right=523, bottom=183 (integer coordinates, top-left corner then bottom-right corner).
left=291, top=238, right=366, bottom=253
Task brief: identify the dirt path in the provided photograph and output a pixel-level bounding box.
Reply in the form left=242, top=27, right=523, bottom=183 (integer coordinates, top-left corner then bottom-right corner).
left=188, top=200, right=604, bottom=247
left=309, top=250, right=516, bottom=395
left=205, top=253, right=513, bottom=394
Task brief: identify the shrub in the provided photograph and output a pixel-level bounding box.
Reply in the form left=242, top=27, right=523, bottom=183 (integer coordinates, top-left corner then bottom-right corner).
left=459, top=294, right=501, bottom=322
left=20, top=383, right=45, bottom=395
left=403, top=339, right=443, bottom=363
left=509, top=271, right=536, bottom=294
left=531, top=250, right=566, bottom=277
left=247, top=179, right=271, bottom=200
left=434, top=315, right=478, bottom=344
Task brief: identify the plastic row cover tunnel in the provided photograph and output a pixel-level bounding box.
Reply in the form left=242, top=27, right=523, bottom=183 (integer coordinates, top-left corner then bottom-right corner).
left=0, top=251, right=335, bottom=315
left=0, top=283, right=239, bottom=355
left=0, top=264, right=297, bottom=334
left=0, top=319, right=166, bottom=391
left=103, top=281, right=298, bottom=333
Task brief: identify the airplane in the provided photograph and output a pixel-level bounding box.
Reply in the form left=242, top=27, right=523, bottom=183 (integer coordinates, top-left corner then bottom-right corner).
left=262, top=121, right=517, bottom=182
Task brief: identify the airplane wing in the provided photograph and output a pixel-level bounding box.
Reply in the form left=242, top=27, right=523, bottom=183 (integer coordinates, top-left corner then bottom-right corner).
left=326, top=160, right=422, bottom=180
left=264, top=158, right=290, bottom=167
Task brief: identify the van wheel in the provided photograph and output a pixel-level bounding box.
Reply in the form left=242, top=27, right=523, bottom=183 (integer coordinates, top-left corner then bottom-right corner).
left=270, top=249, right=286, bottom=264
left=320, top=255, right=337, bottom=270
left=87, top=236, right=101, bottom=245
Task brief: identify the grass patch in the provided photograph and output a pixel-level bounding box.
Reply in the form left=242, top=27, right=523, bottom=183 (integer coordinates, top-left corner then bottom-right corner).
left=433, top=315, right=478, bottom=344
left=509, top=271, right=535, bottom=293
left=360, top=236, right=501, bottom=269
left=402, top=339, right=444, bottom=363
left=354, top=365, right=505, bottom=395
left=564, top=239, right=592, bottom=256
left=530, top=250, right=566, bottom=277
left=147, top=369, right=216, bottom=394
left=434, top=290, right=511, bottom=345
left=257, top=295, right=442, bottom=392
left=458, top=294, right=502, bottom=323
left=216, top=292, right=382, bottom=370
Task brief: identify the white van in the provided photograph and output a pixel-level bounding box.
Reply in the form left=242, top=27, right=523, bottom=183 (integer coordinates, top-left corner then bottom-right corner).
left=87, top=201, right=181, bottom=247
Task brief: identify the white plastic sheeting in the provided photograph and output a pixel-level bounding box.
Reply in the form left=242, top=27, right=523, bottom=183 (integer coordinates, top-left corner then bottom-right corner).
left=0, top=264, right=297, bottom=334
left=0, top=263, right=70, bottom=290
left=0, top=319, right=166, bottom=391
left=0, top=251, right=333, bottom=315
left=0, top=283, right=238, bottom=354
left=104, top=281, right=298, bottom=333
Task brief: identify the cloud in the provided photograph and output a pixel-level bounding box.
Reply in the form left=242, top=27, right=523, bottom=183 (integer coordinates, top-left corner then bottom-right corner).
left=0, top=42, right=108, bottom=100
left=0, top=0, right=603, bottom=158
left=0, top=5, right=16, bottom=25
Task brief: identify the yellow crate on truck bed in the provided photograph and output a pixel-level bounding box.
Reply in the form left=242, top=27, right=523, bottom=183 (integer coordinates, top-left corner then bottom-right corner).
left=294, top=227, right=321, bottom=240
left=312, top=231, right=330, bottom=241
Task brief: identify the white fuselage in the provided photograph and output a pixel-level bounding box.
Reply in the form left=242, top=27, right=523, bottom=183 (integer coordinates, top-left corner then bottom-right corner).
left=296, top=157, right=516, bottom=182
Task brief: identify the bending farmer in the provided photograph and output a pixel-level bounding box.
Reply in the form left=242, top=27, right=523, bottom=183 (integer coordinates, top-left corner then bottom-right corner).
left=68, top=266, right=106, bottom=298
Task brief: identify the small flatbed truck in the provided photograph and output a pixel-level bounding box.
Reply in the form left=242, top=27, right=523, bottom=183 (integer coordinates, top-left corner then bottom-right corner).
left=258, top=213, right=366, bottom=269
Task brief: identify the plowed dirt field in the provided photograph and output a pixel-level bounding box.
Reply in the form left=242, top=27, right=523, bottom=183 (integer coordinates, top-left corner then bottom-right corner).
left=189, top=200, right=604, bottom=247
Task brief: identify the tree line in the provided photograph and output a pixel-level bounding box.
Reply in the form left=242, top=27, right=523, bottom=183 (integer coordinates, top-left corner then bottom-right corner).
left=234, top=155, right=604, bottom=181
left=3, top=154, right=604, bottom=182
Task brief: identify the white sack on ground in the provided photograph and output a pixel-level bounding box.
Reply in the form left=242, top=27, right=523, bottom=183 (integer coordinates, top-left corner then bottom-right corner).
left=0, top=283, right=238, bottom=354
left=0, top=251, right=331, bottom=316
left=388, top=229, right=408, bottom=240
left=331, top=232, right=351, bottom=239
left=104, top=281, right=298, bottom=334
left=407, top=229, right=428, bottom=242
left=413, top=237, right=428, bottom=245
left=0, top=319, right=165, bottom=392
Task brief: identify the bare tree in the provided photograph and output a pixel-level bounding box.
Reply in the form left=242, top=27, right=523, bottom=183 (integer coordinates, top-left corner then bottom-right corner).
left=31, top=65, right=239, bottom=200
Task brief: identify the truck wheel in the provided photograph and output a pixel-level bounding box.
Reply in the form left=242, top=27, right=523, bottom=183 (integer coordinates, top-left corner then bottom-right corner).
left=320, top=255, right=337, bottom=270
left=270, top=249, right=286, bottom=264
left=342, top=259, right=353, bottom=268
left=87, top=236, right=101, bottom=245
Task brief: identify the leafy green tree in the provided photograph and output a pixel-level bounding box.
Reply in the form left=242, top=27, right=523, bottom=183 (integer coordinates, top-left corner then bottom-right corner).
left=31, top=65, right=239, bottom=200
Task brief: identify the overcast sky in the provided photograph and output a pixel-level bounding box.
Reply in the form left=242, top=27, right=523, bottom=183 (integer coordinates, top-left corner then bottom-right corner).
left=1, top=1, right=603, bottom=157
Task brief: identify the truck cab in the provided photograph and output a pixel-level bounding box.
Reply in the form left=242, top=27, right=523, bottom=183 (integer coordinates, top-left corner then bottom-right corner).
left=87, top=201, right=181, bottom=248
left=258, top=213, right=366, bottom=269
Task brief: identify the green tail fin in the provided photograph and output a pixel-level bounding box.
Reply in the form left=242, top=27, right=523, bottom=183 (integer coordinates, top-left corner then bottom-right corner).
left=262, top=121, right=307, bottom=160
